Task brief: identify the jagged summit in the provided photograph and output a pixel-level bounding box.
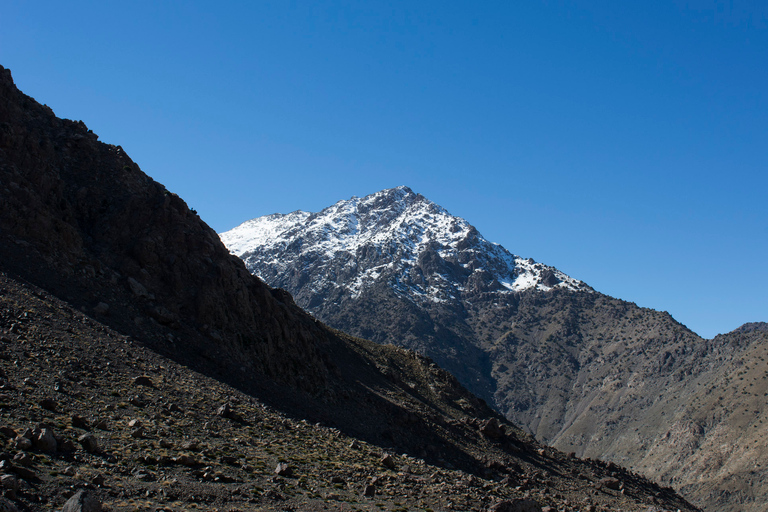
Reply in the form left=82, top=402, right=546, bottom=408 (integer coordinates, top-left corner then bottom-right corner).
left=221, top=186, right=589, bottom=308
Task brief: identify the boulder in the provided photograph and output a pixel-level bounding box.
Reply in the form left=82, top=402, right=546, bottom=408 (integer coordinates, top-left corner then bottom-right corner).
left=71, top=415, right=89, bottom=429
left=33, top=427, right=57, bottom=452
left=61, top=490, right=102, bottom=512
left=479, top=418, right=505, bottom=440
left=380, top=453, right=396, bottom=470
left=275, top=462, right=293, bottom=477
left=77, top=433, right=99, bottom=453
left=11, top=436, right=31, bottom=451
left=600, top=476, right=622, bottom=490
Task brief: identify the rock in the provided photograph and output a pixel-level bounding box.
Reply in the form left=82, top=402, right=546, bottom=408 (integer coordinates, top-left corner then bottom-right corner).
left=92, top=302, right=109, bottom=315
left=129, top=395, right=146, bottom=407
left=132, top=376, right=154, bottom=387
left=363, top=484, right=376, bottom=497
left=63, top=466, right=76, bottom=476
left=92, top=419, right=109, bottom=430
left=381, top=453, right=396, bottom=470
left=180, top=440, right=199, bottom=451
left=127, top=277, right=149, bottom=298
left=149, top=305, right=176, bottom=326
left=0, top=497, right=19, bottom=512
left=479, top=418, right=505, bottom=440
left=39, top=397, right=57, bottom=411
left=133, top=469, right=156, bottom=481
left=174, top=454, right=197, bottom=466
left=77, top=433, right=99, bottom=453
left=11, top=437, right=31, bottom=451
left=599, top=476, right=622, bottom=490
left=130, top=427, right=144, bottom=439
left=216, top=403, right=241, bottom=421
left=33, top=427, right=57, bottom=452
left=137, top=455, right=158, bottom=466
left=127, top=419, right=142, bottom=428
left=487, top=459, right=505, bottom=471
left=71, top=415, right=89, bottom=429
left=488, top=499, right=542, bottom=512
left=59, top=439, right=77, bottom=452
left=501, top=475, right=518, bottom=487
left=0, top=428, right=16, bottom=439
left=274, top=462, right=293, bottom=477
left=0, top=474, right=18, bottom=496
left=61, top=489, right=102, bottom=512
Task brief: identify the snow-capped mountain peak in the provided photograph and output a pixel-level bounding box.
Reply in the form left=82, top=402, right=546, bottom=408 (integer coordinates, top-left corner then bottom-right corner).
left=220, top=186, right=589, bottom=308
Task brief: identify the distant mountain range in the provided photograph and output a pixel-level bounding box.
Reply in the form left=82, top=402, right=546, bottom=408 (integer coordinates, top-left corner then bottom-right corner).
left=222, top=186, right=768, bottom=511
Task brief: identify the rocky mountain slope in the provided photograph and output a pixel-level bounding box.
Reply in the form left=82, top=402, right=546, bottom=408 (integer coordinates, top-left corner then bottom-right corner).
left=0, top=64, right=696, bottom=511
left=222, top=188, right=768, bottom=511
left=221, top=187, right=590, bottom=405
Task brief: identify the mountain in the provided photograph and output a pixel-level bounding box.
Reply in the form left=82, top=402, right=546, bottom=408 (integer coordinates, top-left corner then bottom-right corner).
left=221, top=186, right=590, bottom=405
left=0, top=64, right=697, bottom=511
left=222, top=186, right=768, bottom=511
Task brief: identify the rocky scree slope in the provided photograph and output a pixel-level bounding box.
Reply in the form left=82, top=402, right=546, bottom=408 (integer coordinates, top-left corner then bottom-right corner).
left=0, top=272, right=694, bottom=511
left=222, top=188, right=768, bottom=511
left=0, top=64, right=696, bottom=511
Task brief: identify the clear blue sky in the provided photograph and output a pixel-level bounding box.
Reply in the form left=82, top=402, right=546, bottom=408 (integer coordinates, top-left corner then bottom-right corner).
left=2, top=1, right=766, bottom=338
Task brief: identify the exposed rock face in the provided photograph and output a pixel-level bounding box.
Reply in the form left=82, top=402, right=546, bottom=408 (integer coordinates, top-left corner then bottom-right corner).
left=0, top=63, right=330, bottom=392
left=221, top=187, right=768, bottom=510
left=61, top=490, right=102, bottom=512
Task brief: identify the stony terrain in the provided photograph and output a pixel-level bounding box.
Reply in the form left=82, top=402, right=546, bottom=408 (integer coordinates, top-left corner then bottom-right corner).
left=0, top=64, right=697, bottom=511
left=222, top=188, right=768, bottom=511
left=0, top=272, right=694, bottom=511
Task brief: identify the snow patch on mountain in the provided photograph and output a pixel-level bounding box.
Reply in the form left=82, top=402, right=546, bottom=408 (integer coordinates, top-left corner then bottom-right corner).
left=220, top=186, right=590, bottom=305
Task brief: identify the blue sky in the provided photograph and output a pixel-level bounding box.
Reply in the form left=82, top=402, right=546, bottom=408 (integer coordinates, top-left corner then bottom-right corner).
left=2, top=1, right=766, bottom=338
